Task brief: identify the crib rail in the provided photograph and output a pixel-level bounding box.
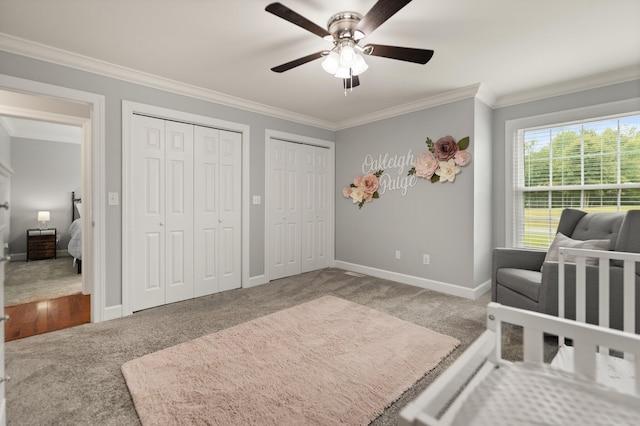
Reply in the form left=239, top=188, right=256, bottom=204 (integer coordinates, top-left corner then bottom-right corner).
left=399, top=302, right=640, bottom=425
left=558, top=248, right=639, bottom=341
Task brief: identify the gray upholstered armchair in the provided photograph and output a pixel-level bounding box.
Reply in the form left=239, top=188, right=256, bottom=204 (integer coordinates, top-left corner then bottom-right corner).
left=492, top=208, right=640, bottom=332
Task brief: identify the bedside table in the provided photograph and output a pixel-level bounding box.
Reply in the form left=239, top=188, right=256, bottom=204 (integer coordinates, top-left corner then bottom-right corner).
left=27, top=228, right=57, bottom=261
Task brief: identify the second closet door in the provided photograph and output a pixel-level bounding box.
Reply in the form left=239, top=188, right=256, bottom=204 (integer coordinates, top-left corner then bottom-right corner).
left=269, top=139, right=329, bottom=281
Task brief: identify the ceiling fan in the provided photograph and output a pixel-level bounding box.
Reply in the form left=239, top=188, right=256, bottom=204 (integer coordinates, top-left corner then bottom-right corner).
left=265, top=0, right=434, bottom=91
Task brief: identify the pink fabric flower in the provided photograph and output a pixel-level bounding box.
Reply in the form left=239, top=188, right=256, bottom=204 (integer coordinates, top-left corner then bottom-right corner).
left=343, top=187, right=352, bottom=198
left=454, top=150, right=471, bottom=166
left=363, top=191, right=373, bottom=202
left=360, top=173, right=379, bottom=194
left=434, top=135, right=459, bottom=160
left=413, top=151, right=439, bottom=179
left=353, top=176, right=364, bottom=187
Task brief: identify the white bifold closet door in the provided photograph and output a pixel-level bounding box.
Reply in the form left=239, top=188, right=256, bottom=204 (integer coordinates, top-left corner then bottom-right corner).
left=131, top=115, right=241, bottom=312
left=269, top=139, right=329, bottom=280
left=132, top=116, right=194, bottom=311
left=193, top=126, right=242, bottom=297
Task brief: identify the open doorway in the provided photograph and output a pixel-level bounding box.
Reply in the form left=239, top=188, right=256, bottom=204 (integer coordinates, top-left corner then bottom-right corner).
left=0, top=115, right=88, bottom=340
left=0, top=75, right=104, bottom=336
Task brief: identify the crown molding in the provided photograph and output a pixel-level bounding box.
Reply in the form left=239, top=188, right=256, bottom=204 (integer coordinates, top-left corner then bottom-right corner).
left=0, top=33, right=336, bottom=131
left=493, top=65, right=640, bottom=108
left=335, top=84, right=486, bottom=130
left=2, top=33, right=637, bottom=132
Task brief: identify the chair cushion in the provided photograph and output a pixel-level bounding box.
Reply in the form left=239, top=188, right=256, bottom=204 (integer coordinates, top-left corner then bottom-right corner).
left=613, top=210, right=640, bottom=267
left=496, top=268, right=542, bottom=302
left=570, top=212, right=623, bottom=244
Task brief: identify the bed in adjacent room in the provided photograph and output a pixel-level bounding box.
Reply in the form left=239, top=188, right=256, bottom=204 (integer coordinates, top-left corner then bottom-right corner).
left=68, top=191, right=82, bottom=274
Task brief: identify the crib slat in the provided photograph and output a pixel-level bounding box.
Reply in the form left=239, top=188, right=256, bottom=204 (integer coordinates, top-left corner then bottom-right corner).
left=572, top=340, right=597, bottom=380
left=624, top=259, right=636, bottom=362
left=523, top=328, right=543, bottom=363
left=576, top=257, right=587, bottom=323
left=559, top=255, right=566, bottom=347
left=598, top=257, right=610, bottom=355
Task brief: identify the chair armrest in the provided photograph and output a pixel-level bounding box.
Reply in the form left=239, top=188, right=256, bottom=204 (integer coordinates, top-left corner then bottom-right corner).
left=492, top=248, right=546, bottom=301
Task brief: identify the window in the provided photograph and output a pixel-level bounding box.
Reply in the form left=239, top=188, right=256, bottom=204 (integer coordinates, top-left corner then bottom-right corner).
left=511, top=111, right=640, bottom=249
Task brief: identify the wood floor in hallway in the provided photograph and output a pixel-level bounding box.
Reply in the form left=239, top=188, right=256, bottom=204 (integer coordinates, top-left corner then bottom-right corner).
left=4, top=294, right=91, bottom=341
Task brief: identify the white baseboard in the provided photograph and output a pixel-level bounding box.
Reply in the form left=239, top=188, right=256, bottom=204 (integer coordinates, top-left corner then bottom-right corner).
left=244, top=274, right=268, bottom=289
left=9, top=251, right=72, bottom=262
left=103, top=304, right=123, bottom=321
left=334, top=261, right=490, bottom=300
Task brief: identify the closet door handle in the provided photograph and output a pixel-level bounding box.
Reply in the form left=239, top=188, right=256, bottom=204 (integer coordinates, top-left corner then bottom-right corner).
left=0, top=202, right=8, bottom=210
left=159, top=222, right=164, bottom=227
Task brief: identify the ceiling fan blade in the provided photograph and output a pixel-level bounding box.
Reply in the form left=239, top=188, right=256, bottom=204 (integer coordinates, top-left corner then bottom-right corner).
left=356, top=0, right=413, bottom=36
left=265, top=2, right=331, bottom=39
left=364, top=44, right=434, bottom=64
left=343, top=75, right=360, bottom=89
left=271, top=51, right=326, bottom=73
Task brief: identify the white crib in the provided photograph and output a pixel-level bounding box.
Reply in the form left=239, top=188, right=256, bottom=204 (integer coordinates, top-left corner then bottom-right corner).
left=400, top=248, right=640, bottom=426
left=552, top=247, right=639, bottom=395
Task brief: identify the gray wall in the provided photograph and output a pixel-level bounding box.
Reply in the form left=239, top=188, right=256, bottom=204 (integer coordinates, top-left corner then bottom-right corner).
left=0, top=120, right=10, bottom=162
left=9, top=137, right=80, bottom=256
left=0, top=50, right=335, bottom=307
left=335, top=99, right=487, bottom=289
left=491, top=79, right=640, bottom=249
left=473, top=99, right=493, bottom=286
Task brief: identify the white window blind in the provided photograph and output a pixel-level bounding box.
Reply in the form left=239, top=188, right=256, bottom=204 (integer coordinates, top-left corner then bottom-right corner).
left=512, top=113, right=640, bottom=249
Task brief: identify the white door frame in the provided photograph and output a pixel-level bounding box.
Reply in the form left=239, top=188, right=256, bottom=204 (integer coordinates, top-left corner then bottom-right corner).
left=121, top=101, right=250, bottom=316
left=0, top=73, right=106, bottom=323
left=264, top=129, right=335, bottom=281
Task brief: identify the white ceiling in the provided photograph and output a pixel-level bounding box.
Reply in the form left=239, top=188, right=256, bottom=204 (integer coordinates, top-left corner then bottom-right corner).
left=0, top=116, right=81, bottom=144
left=0, top=0, right=639, bottom=128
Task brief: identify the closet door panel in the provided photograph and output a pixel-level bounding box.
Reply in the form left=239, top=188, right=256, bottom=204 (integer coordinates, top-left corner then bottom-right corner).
left=300, top=144, right=316, bottom=273
left=165, top=121, right=194, bottom=304
left=132, top=115, right=166, bottom=311
left=284, top=146, right=301, bottom=277
left=219, top=130, right=242, bottom=291
left=269, top=140, right=288, bottom=280
left=194, top=126, right=220, bottom=297
left=314, top=147, right=329, bottom=269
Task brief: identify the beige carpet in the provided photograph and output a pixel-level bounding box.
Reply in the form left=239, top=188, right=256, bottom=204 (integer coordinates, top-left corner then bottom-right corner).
left=121, top=295, right=460, bottom=425
left=4, top=257, right=82, bottom=306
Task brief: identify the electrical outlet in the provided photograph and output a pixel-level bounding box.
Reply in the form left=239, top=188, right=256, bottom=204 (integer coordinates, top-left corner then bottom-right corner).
left=423, top=254, right=430, bottom=265
left=395, top=250, right=401, bottom=260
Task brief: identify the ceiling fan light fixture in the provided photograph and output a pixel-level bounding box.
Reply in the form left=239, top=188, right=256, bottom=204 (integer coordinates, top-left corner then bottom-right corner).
left=338, top=42, right=357, bottom=66
left=334, top=65, right=352, bottom=79
left=321, top=51, right=340, bottom=74
left=324, top=40, right=368, bottom=78
left=351, top=53, right=369, bottom=75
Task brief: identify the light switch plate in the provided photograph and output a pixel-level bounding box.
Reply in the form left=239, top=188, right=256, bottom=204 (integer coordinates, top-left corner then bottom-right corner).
left=108, top=192, right=119, bottom=206
left=252, top=195, right=261, bottom=205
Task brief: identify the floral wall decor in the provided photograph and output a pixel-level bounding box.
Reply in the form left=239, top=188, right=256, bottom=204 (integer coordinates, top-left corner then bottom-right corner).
left=408, top=135, right=471, bottom=183
left=343, top=170, right=384, bottom=209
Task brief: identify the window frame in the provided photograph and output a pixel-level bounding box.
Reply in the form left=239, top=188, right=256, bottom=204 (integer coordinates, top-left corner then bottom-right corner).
left=504, top=98, right=640, bottom=249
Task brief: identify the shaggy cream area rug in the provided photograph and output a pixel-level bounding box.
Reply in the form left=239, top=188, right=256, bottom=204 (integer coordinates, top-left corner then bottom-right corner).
left=121, top=295, right=460, bottom=425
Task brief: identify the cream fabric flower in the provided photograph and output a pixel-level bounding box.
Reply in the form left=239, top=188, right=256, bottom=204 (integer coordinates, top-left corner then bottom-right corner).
left=435, top=159, right=461, bottom=182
